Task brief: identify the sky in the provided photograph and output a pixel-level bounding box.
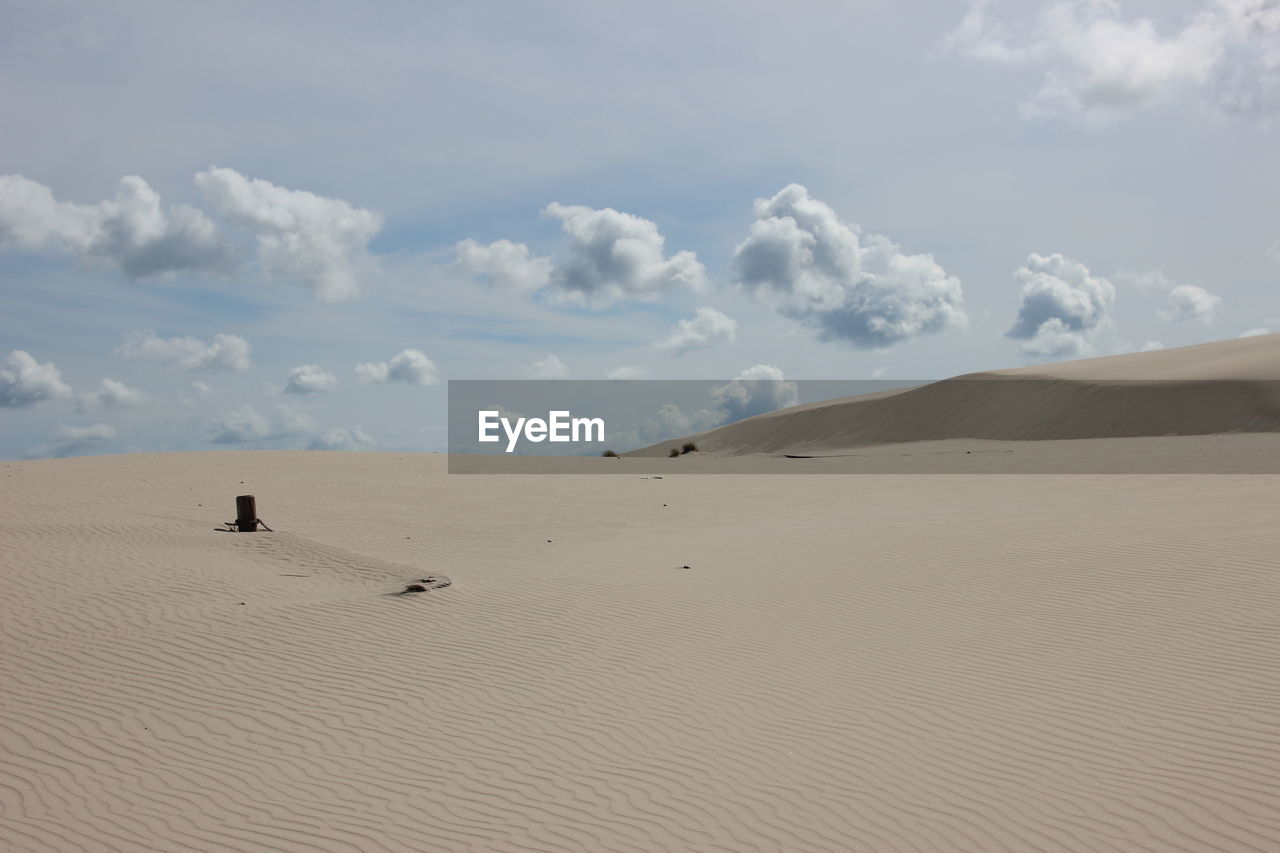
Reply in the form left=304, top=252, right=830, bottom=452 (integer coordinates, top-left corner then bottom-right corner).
left=1, top=0, right=1278, bottom=458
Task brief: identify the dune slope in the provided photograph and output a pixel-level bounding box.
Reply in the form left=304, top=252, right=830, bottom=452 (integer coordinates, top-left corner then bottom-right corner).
left=629, top=334, right=1280, bottom=456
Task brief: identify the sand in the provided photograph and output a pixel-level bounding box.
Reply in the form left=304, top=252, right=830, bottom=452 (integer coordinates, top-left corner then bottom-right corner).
left=4, top=337, right=1280, bottom=851
left=628, top=333, right=1280, bottom=458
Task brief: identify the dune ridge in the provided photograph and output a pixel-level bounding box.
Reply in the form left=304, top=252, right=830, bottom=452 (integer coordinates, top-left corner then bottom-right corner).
left=629, top=333, right=1280, bottom=457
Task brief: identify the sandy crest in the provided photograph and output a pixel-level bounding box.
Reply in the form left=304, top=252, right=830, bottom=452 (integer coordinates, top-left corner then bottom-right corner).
left=2, top=449, right=1279, bottom=851
left=628, top=333, right=1280, bottom=457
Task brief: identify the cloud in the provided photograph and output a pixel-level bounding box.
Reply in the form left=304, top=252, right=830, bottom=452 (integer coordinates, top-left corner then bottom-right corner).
left=207, top=405, right=271, bottom=443
left=708, top=364, right=800, bottom=422
left=0, top=350, right=72, bottom=407
left=607, top=365, right=649, bottom=379
left=654, top=307, right=737, bottom=353
left=355, top=349, right=439, bottom=386
left=541, top=203, right=707, bottom=305
left=116, top=331, right=252, bottom=372
left=195, top=167, right=382, bottom=302
left=25, top=423, right=116, bottom=459
left=635, top=402, right=720, bottom=444
left=1239, top=326, right=1271, bottom=337
left=732, top=184, right=966, bottom=349
left=942, top=0, right=1039, bottom=63
left=1162, top=283, right=1222, bottom=323
left=1006, top=253, right=1115, bottom=358
left=205, top=403, right=372, bottom=449
left=454, top=238, right=552, bottom=292
left=77, top=378, right=148, bottom=411
left=179, top=381, right=218, bottom=409
left=624, top=365, right=799, bottom=449
left=1140, top=340, right=1166, bottom=351
left=308, top=426, right=377, bottom=450
left=1124, top=270, right=1221, bottom=324
left=946, top=0, right=1280, bottom=119
left=0, top=174, right=236, bottom=278
left=206, top=403, right=319, bottom=444
left=527, top=353, right=569, bottom=379
left=457, top=203, right=708, bottom=307
left=283, top=364, right=338, bottom=395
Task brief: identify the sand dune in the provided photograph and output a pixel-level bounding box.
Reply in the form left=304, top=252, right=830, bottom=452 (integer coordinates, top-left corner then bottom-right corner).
left=629, top=334, right=1280, bottom=457
left=4, top=337, right=1280, bottom=850
left=3, top=448, right=1280, bottom=851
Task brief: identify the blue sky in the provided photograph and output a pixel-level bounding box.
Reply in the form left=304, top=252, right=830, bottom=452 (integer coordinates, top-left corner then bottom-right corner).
left=2, top=0, right=1278, bottom=458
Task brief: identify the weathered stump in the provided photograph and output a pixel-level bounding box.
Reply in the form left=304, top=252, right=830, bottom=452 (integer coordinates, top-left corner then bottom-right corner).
left=235, top=495, right=259, bottom=532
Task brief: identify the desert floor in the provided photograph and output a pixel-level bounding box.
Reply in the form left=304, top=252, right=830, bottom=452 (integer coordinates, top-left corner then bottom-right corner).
left=2, top=447, right=1278, bottom=851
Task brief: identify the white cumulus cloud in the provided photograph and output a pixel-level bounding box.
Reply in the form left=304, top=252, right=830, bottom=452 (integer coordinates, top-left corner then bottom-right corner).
left=527, top=353, right=570, bottom=379
left=1162, top=283, right=1222, bottom=323
left=195, top=167, right=382, bottom=302
left=618, top=364, right=801, bottom=450
left=77, top=378, right=148, bottom=411
left=542, top=203, right=708, bottom=305
left=25, top=423, right=116, bottom=459
left=709, top=365, right=800, bottom=423
left=654, top=307, right=737, bottom=353
left=116, top=331, right=252, bottom=372
left=0, top=174, right=235, bottom=278
left=355, top=349, right=439, bottom=386
left=946, top=0, right=1280, bottom=119
left=732, top=184, right=966, bottom=349
left=1006, top=253, right=1115, bottom=358
left=0, top=350, right=72, bottom=407
left=607, top=365, right=649, bottom=379
left=454, top=238, right=552, bottom=292
left=206, top=404, right=321, bottom=445
left=458, top=204, right=706, bottom=307
left=309, top=426, right=377, bottom=450
left=283, top=364, right=338, bottom=395
left=207, top=405, right=272, bottom=443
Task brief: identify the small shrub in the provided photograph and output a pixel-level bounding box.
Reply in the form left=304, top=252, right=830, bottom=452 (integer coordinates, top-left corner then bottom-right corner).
left=668, top=447, right=680, bottom=457
left=602, top=449, right=619, bottom=457
left=681, top=442, right=698, bottom=455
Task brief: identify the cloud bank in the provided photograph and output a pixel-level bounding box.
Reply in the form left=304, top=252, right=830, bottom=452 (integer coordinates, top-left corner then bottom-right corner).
left=732, top=184, right=966, bottom=349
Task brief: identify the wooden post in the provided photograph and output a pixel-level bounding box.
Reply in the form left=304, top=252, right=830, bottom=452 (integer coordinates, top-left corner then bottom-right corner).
left=235, top=495, right=259, bottom=532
